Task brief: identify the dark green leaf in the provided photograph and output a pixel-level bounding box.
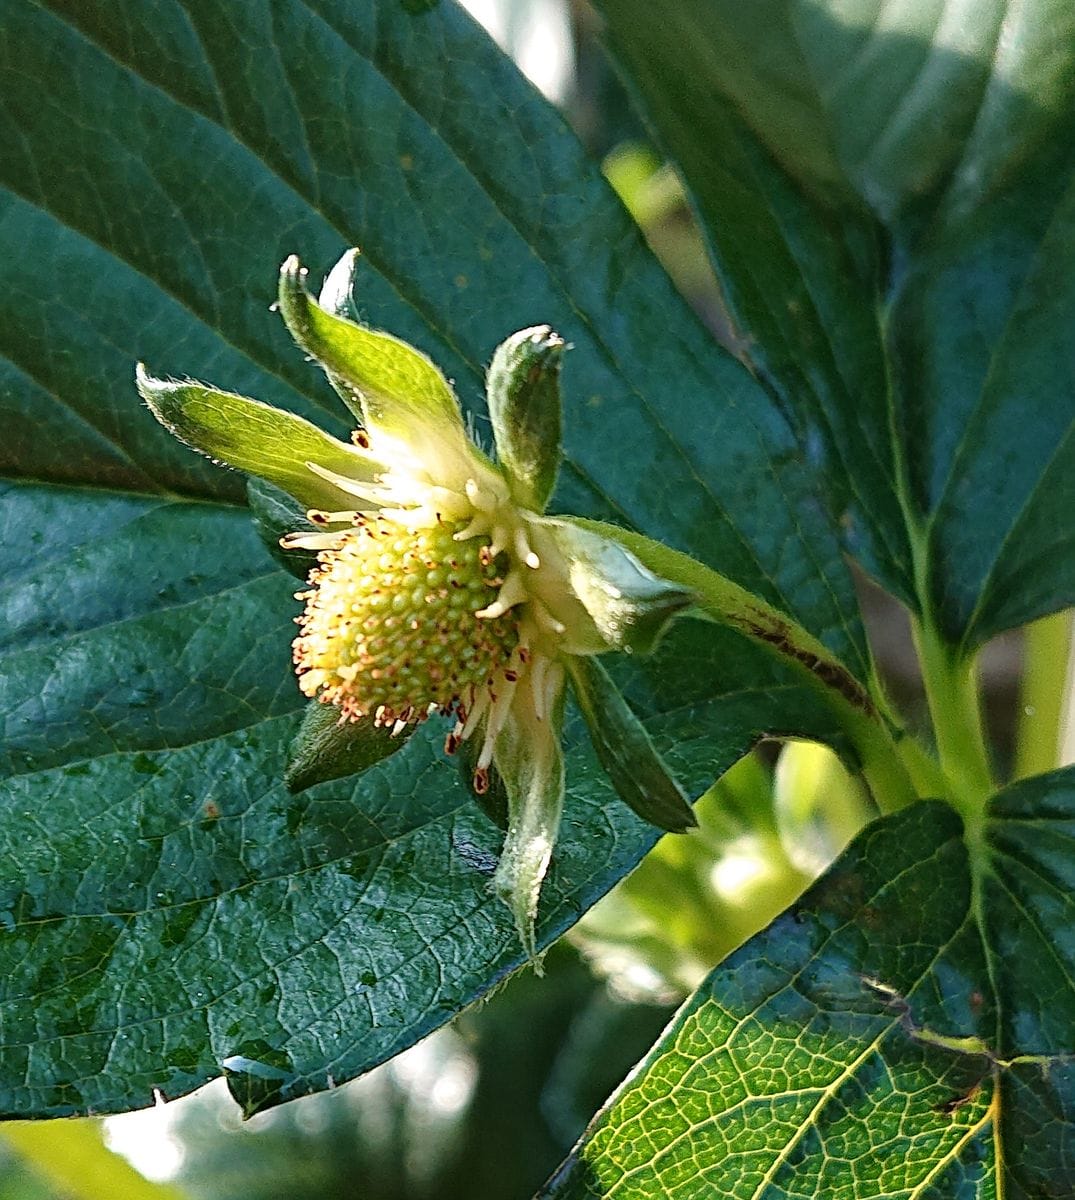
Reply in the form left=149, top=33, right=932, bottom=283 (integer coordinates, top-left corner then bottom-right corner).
left=456, top=738, right=509, bottom=832
left=0, top=482, right=842, bottom=1117
left=594, top=0, right=912, bottom=602
left=897, top=150, right=1075, bottom=648
left=982, top=768, right=1075, bottom=1059
left=597, top=0, right=1075, bottom=646
left=0, top=0, right=867, bottom=670
left=0, top=485, right=297, bottom=780
left=543, top=769, right=1075, bottom=1197
left=246, top=478, right=318, bottom=581
left=568, top=657, right=695, bottom=834
left=171, top=947, right=645, bottom=1200
left=0, top=0, right=865, bottom=1116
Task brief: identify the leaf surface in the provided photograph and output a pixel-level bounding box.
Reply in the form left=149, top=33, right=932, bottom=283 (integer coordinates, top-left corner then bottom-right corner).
left=0, top=0, right=861, bottom=1114
left=543, top=770, right=1075, bottom=1198
left=595, top=0, right=1075, bottom=644
left=0, top=496, right=839, bottom=1116
left=595, top=0, right=910, bottom=602
left=0, top=0, right=866, bottom=667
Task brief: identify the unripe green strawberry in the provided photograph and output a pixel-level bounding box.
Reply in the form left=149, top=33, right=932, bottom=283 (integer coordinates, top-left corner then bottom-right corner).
left=293, top=517, right=521, bottom=725
left=140, top=249, right=695, bottom=955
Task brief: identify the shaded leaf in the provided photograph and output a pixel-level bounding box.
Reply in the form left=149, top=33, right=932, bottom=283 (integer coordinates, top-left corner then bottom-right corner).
left=0, top=0, right=866, bottom=668
left=0, top=483, right=842, bottom=1116
left=594, top=0, right=910, bottom=600
left=246, top=477, right=319, bottom=581
left=900, top=156, right=1075, bottom=648
left=596, top=0, right=1075, bottom=646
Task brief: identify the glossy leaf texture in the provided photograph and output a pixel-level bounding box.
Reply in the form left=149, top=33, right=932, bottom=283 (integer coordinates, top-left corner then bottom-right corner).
left=0, top=0, right=861, bottom=1116
left=594, top=0, right=909, bottom=604
left=595, top=0, right=1075, bottom=647
left=543, top=769, right=1075, bottom=1199
left=0, top=485, right=842, bottom=1117
left=0, top=0, right=867, bottom=671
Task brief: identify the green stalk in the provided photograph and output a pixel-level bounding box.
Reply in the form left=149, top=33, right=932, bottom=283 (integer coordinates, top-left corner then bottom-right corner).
left=1014, top=611, right=1072, bottom=779
left=894, top=729, right=951, bottom=799
left=911, top=614, right=994, bottom=821
left=571, top=519, right=917, bottom=813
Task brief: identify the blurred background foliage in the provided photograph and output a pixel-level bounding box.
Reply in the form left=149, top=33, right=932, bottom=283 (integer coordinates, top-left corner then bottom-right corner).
left=2, top=0, right=1069, bottom=1196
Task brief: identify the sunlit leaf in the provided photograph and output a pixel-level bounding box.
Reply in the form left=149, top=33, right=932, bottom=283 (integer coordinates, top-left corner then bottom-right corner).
left=545, top=770, right=1075, bottom=1197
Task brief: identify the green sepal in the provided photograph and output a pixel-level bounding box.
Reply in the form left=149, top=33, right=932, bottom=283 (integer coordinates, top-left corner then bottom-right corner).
left=567, top=656, right=697, bottom=833
left=246, top=478, right=318, bottom=581
left=456, top=739, right=509, bottom=831
left=492, top=674, right=567, bottom=961
left=486, top=325, right=565, bottom=512
left=285, top=701, right=413, bottom=794
left=538, top=517, right=694, bottom=654
left=136, top=365, right=370, bottom=512
left=277, top=255, right=471, bottom=460
left=314, top=249, right=371, bottom=424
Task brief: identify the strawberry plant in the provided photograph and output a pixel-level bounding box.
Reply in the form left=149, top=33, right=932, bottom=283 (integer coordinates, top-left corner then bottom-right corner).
left=0, top=2, right=1072, bottom=1195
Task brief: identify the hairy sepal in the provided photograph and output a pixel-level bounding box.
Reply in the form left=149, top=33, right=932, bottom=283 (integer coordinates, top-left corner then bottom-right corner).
left=137, top=365, right=371, bottom=511
left=277, top=255, right=474, bottom=479
left=285, top=700, right=414, bottom=794
left=537, top=517, right=694, bottom=654
left=486, top=325, right=565, bottom=513
left=568, top=656, right=696, bottom=833
left=492, top=675, right=566, bottom=962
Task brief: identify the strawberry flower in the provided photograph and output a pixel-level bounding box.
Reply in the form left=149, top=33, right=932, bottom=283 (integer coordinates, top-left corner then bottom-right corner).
left=138, top=251, right=694, bottom=954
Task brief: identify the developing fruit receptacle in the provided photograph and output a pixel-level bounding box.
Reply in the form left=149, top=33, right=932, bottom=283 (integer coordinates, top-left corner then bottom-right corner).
left=293, top=517, right=522, bottom=731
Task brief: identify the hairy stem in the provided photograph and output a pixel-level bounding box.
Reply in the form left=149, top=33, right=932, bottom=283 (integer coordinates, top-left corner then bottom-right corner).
left=572, top=519, right=917, bottom=813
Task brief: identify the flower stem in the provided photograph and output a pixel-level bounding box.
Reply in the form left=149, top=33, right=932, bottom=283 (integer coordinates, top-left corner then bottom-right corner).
left=572, top=520, right=917, bottom=813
